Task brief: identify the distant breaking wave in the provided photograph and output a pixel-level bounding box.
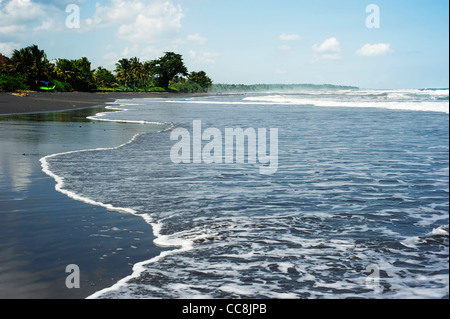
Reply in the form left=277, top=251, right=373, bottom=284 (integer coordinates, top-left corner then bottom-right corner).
left=242, top=89, right=449, bottom=114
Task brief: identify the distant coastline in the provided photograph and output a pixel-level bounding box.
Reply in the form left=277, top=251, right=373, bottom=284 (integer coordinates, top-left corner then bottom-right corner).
left=209, top=83, right=360, bottom=93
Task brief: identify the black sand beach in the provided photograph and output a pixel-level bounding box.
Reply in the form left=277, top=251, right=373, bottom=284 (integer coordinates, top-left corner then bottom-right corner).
left=0, top=91, right=190, bottom=115
left=0, top=93, right=173, bottom=299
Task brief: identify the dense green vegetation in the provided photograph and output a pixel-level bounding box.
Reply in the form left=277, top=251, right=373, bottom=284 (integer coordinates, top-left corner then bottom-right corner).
left=0, top=44, right=213, bottom=93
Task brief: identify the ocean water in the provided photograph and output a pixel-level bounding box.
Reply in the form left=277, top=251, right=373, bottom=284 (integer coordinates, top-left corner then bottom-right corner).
left=42, top=89, right=449, bottom=299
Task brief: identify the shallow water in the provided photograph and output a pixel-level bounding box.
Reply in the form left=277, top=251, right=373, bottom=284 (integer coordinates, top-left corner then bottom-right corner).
left=41, top=90, right=449, bottom=299
left=0, top=108, right=165, bottom=298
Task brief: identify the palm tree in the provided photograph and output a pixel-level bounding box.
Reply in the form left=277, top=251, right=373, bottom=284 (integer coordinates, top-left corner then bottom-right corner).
left=93, top=67, right=116, bottom=88
left=54, top=59, right=76, bottom=83
left=142, top=60, right=155, bottom=87
left=115, top=58, right=132, bottom=87
left=188, top=71, right=213, bottom=91
left=129, top=57, right=143, bottom=88
left=54, top=57, right=96, bottom=91
left=9, top=44, right=53, bottom=88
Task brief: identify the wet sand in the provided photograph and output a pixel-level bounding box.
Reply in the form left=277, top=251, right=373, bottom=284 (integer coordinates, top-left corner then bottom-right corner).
left=0, top=105, right=168, bottom=299
left=0, top=91, right=186, bottom=115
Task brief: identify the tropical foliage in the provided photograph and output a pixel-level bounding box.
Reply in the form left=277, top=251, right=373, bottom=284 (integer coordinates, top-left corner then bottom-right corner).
left=93, top=67, right=116, bottom=88
left=170, top=71, right=213, bottom=93
left=0, top=72, right=29, bottom=92
left=151, top=52, right=188, bottom=89
left=55, top=57, right=96, bottom=91
left=7, top=45, right=53, bottom=89
left=1, top=45, right=213, bottom=93
left=0, top=54, right=9, bottom=72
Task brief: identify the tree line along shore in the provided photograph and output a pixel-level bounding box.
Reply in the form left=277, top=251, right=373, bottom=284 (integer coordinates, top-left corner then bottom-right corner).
left=1, top=44, right=359, bottom=95
left=0, top=44, right=213, bottom=94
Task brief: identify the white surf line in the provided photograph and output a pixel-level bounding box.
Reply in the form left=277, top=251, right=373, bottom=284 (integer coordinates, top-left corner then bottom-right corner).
left=87, top=221, right=194, bottom=299
left=162, top=99, right=450, bottom=113
left=40, top=137, right=195, bottom=299
left=40, top=132, right=142, bottom=214
left=39, top=102, right=194, bottom=299
left=87, top=104, right=165, bottom=125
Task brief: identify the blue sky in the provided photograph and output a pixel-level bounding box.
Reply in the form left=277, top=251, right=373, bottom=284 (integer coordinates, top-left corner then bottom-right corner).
left=0, top=0, right=448, bottom=88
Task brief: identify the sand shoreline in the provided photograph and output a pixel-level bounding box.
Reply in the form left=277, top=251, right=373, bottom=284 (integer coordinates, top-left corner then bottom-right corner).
left=0, top=91, right=211, bottom=115
left=0, top=90, right=211, bottom=299
left=0, top=107, right=167, bottom=299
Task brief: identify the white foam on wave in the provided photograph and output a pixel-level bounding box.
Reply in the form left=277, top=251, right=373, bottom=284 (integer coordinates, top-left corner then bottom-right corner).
left=159, top=89, right=449, bottom=113
left=40, top=94, right=448, bottom=299
left=242, top=93, right=449, bottom=114
left=38, top=100, right=194, bottom=299
left=160, top=96, right=449, bottom=113
left=41, top=132, right=142, bottom=215
left=86, top=217, right=196, bottom=299
left=42, top=132, right=196, bottom=299
left=431, top=225, right=449, bottom=236
left=152, top=222, right=194, bottom=249
left=87, top=104, right=165, bottom=125
left=87, top=233, right=192, bottom=299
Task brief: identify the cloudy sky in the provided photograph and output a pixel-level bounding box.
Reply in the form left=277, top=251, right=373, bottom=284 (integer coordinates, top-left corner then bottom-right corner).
left=0, top=0, right=448, bottom=88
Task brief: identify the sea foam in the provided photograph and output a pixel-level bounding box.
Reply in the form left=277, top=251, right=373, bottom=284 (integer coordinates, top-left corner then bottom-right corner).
left=242, top=89, right=449, bottom=113
left=39, top=93, right=448, bottom=299
left=39, top=103, right=197, bottom=299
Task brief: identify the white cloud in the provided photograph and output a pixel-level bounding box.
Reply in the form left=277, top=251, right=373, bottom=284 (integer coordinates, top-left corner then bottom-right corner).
left=34, top=19, right=53, bottom=32
left=275, top=68, right=287, bottom=74
left=89, top=0, right=184, bottom=44
left=356, top=43, right=392, bottom=56
left=187, top=33, right=207, bottom=45
left=0, top=24, right=26, bottom=34
left=279, top=33, right=300, bottom=41
left=189, top=50, right=219, bottom=65
left=312, top=37, right=340, bottom=52
left=90, top=0, right=143, bottom=26
left=0, top=41, right=20, bottom=55
left=0, top=0, right=64, bottom=39
left=311, top=37, right=342, bottom=63
left=0, top=0, right=47, bottom=23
